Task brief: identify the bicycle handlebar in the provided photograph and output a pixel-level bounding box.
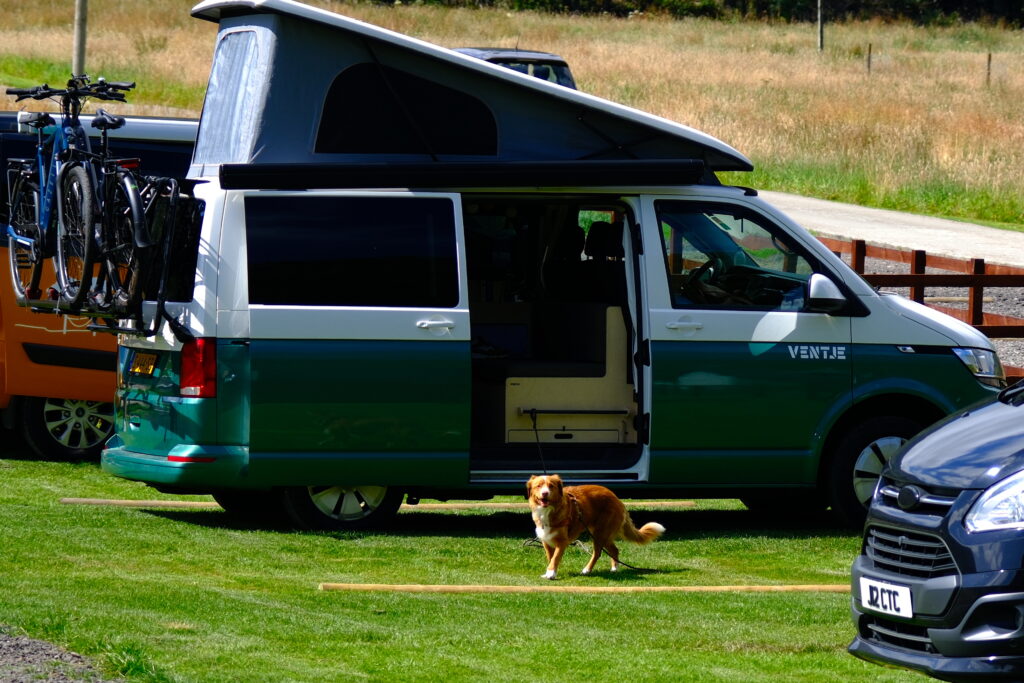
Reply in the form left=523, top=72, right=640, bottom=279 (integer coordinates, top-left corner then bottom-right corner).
left=5, top=77, right=135, bottom=103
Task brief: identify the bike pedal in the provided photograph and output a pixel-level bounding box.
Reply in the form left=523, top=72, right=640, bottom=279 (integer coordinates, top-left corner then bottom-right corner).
left=46, top=287, right=60, bottom=301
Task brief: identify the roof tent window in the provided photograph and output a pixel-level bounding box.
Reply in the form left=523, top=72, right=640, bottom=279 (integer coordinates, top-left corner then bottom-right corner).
left=316, top=63, right=497, bottom=156
left=193, top=28, right=271, bottom=166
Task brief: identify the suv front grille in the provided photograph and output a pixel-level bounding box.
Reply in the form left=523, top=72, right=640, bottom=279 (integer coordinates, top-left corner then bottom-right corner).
left=865, top=526, right=958, bottom=579
left=863, top=615, right=935, bottom=653
left=877, top=482, right=957, bottom=517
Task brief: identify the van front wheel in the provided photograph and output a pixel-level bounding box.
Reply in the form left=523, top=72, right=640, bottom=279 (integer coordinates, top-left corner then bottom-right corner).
left=826, top=415, right=923, bottom=527
left=281, top=485, right=404, bottom=530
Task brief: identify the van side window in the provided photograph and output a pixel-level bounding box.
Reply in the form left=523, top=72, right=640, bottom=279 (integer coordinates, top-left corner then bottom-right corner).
left=657, top=201, right=815, bottom=310
left=245, top=196, right=459, bottom=307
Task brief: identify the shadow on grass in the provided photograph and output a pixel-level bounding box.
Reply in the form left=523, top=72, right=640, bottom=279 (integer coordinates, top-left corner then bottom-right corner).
left=142, top=505, right=857, bottom=542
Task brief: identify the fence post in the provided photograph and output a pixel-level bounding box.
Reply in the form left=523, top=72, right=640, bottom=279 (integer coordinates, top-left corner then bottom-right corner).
left=969, top=258, right=985, bottom=326
left=851, top=239, right=866, bottom=273
left=910, top=250, right=926, bottom=303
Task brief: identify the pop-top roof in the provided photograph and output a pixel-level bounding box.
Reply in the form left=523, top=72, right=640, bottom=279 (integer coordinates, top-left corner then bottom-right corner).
left=188, top=0, right=753, bottom=181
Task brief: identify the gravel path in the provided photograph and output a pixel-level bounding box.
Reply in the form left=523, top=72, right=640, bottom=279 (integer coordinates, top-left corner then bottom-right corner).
left=0, top=628, right=113, bottom=682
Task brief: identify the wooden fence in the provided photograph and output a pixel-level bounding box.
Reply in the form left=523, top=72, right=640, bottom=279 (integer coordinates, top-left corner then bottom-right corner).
left=817, top=236, right=1024, bottom=382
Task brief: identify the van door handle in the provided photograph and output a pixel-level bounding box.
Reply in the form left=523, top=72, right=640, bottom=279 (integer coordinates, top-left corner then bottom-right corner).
left=416, top=319, right=455, bottom=330
left=665, top=321, right=703, bottom=331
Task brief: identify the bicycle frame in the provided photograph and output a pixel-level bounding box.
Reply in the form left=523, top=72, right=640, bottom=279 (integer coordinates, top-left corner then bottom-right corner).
left=6, top=114, right=94, bottom=292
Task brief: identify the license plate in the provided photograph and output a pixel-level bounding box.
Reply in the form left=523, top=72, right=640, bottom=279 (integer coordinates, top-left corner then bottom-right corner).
left=860, top=576, right=913, bottom=618
left=129, top=352, right=157, bottom=376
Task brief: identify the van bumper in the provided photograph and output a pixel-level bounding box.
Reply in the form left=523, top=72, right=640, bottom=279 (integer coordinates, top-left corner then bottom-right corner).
left=101, top=435, right=249, bottom=489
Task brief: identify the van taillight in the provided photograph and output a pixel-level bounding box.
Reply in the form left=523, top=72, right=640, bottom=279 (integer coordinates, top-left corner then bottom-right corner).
left=180, top=338, right=216, bottom=398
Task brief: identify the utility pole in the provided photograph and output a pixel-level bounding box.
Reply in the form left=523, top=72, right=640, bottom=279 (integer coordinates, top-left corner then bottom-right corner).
left=73, top=0, right=87, bottom=76
left=817, top=0, right=824, bottom=52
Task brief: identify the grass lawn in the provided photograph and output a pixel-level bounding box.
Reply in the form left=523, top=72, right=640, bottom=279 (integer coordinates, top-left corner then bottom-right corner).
left=0, top=441, right=919, bottom=682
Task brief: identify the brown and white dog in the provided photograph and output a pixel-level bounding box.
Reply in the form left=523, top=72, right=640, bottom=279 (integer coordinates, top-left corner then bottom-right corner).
left=526, top=474, right=665, bottom=580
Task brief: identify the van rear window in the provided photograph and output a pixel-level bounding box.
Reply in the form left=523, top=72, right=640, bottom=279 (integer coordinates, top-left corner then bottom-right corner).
left=244, top=195, right=459, bottom=308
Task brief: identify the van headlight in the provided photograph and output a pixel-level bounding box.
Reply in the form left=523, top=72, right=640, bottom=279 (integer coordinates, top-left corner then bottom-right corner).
left=953, top=347, right=1005, bottom=388
left=965, top=469, right=1024, bottom=533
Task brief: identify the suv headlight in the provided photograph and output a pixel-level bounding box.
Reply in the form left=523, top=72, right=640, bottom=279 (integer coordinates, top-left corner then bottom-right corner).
left=953, top=347, right=1005, bottom=388
left=965, top=469, right=1024, bottom=533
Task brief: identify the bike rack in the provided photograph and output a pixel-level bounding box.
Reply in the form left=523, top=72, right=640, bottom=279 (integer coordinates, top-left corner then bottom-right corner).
left=84, top=176, right=194, bottom=344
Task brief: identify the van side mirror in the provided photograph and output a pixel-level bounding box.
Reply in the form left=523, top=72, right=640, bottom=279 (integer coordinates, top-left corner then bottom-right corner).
left=806, top=273, right=847, bottom=314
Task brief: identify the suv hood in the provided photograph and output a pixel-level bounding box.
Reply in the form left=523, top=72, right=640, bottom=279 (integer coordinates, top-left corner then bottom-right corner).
left=891, top=393, right=1024, bottom=490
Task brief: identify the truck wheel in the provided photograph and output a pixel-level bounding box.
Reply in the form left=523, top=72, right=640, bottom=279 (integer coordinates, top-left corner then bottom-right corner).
left=281, top=485, right=404, bottom=530
left=826, top=415, right=923, bottom=527
left=21, top=397, right=115, bottom=460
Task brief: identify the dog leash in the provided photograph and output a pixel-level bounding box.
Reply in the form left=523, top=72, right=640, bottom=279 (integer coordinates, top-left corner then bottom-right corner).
left=528, top=408, right=549, bottom=475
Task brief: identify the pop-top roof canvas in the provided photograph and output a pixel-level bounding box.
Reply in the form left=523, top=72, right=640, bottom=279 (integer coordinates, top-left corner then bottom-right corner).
left=188, top=0, right=752, bottom=180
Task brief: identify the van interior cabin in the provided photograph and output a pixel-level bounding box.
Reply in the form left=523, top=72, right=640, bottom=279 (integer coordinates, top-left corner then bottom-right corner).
left=465, top=196, right=642, bottom=474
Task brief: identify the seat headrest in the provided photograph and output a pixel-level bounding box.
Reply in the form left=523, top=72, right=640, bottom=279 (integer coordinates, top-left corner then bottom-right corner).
left=584, top=221, right=624, bottom=259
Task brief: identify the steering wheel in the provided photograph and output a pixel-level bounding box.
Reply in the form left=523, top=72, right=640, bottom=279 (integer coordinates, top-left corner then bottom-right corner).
left=684, top=257, right=720, bottom=289
left=680, top=257, right=722, bottom=304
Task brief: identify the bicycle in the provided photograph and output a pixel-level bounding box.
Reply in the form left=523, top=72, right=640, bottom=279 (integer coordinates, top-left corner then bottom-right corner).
left=5, top=75, right=136, bottom=310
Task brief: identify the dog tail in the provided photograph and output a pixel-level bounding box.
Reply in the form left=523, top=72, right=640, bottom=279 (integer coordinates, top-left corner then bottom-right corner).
left=622, top=518, right=666, bottom=545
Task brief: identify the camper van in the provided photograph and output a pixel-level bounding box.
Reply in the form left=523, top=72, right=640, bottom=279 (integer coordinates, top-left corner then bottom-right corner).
left=0, top=112, right=195, bottom=458
left=102, top=0, right=1004, bottom=528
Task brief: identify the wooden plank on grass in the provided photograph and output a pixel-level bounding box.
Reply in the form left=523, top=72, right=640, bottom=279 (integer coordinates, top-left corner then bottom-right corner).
left=318, top=582, right=850, bottom=594
left=60, top=497, right=221, bottom=509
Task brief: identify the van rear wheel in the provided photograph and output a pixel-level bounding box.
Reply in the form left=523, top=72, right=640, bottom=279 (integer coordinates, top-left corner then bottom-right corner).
left=827, top=415, right=923, bottom=527
left=281, top=485, right=404, bottom=530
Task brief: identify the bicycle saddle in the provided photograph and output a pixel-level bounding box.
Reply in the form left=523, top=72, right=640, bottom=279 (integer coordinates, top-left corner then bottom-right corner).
left=19, top=111, right=55, bottom=129
left=91, top=108, right=126, bottom=131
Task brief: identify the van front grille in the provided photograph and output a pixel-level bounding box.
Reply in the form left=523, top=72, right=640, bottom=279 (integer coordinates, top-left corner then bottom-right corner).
left=864, top=526, right=957, bottom=580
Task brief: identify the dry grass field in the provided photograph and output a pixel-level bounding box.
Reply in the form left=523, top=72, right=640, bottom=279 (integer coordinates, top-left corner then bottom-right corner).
left=0, top=0, right=1021, bottom=225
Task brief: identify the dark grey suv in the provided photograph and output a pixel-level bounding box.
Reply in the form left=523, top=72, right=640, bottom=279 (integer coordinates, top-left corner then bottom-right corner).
left=850, top=381, right=1024, bottom=681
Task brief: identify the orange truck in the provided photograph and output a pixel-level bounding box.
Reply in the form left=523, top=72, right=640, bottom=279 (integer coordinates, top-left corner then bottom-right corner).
left=0, top=111, right=195, bottom=457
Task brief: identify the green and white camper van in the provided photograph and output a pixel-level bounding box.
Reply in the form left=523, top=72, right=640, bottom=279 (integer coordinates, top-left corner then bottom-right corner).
left=102, top=0, right=1005, bottom=529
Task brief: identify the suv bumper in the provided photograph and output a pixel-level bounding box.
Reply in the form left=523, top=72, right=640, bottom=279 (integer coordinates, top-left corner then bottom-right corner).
left=849, top=634, right=1024, bottom=681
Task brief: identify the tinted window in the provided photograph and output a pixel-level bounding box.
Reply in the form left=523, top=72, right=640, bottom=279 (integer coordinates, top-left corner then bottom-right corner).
left=246, top=196, right=459, bottom=307
left=315, top=63, right=497, bottom=156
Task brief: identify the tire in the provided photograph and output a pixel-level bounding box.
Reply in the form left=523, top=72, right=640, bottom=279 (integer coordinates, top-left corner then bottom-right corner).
left=213, top=490, right=283, bottom=522
left=281, top=485, right=404, bottom=531
left=826, top=415, right=924, bottom=527
left=56, top=165, right=96, bottom=310
left=21, top=396, right=115, bottom=460
left=103, top=171, right=146, bottom=316
left=7, top=173, right=43, bottom=303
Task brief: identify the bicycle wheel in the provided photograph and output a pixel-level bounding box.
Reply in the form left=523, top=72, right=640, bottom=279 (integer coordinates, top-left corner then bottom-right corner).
left=55, top=164, right=96, bottom=310
left=101, top=170, right=146, bottom=317
left=6, top=172, right=43, bottom=303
